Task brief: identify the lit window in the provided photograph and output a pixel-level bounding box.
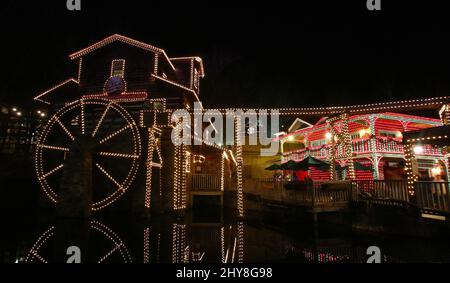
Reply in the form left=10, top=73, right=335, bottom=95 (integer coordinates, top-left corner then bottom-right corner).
left=379, top=130, right=398, bottom=138
left=111, top=59, right=125, bottom=77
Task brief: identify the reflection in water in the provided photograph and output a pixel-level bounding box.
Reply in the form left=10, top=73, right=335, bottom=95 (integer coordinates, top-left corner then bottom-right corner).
left=25, top=221, right=132, bottom=263
left=2, top=211, right=450, bottom=263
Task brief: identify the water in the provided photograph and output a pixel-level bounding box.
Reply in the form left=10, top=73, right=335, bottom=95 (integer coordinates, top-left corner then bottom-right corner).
left=2, top=208, right=450, bottom=263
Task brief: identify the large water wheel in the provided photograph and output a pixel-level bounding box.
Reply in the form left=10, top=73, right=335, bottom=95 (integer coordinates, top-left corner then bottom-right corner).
left=35, top=99, right=141, bottom=212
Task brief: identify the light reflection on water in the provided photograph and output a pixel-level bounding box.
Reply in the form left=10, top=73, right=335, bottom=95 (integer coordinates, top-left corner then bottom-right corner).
left=2, top=210, right=450, bottom=263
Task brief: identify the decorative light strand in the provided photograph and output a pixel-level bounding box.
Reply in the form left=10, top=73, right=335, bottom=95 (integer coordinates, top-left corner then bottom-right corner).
left=237, top=221, right=244, bottom=263
left=38, top=144, right=70, bottom=152
left=69, top=34, right=176, bottom=71
left=144, top=228, right=150, bottom=263
left=95, top=163, right=123, bottom=191
left=221, top=151, right=225, bottom=191
left=98, top=124, right=132, bottom=144
left=54, top=116, right=75, bottom=141
left=99, top=152, right=139, bottom=159
left=235, top=116, right=244, bottom=217
left=80, top=99, right=85, bottom=135
left=39, top=164, right=64, bottom=180
left=92, top=102, right=111, bottom=137
left=34, top=78, right=79, bottom=104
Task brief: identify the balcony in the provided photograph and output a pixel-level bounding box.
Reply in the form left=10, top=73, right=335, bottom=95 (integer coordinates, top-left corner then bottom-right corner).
left=282, top=137, right=444, bottom=163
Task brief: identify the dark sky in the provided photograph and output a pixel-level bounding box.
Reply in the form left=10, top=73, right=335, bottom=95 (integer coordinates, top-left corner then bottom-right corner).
left=2, top=0, right=450, bottom=109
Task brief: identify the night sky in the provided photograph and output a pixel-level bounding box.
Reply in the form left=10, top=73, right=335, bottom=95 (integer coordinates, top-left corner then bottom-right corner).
left=2, top=1, right=450, bottom=109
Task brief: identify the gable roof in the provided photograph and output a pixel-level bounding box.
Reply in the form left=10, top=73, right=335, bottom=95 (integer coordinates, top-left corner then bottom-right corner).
left=69, top=34, right=176, bottom=71
left=288, top=118, right=313, bottom=133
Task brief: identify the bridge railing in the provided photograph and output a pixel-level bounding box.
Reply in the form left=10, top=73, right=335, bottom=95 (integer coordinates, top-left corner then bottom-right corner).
left=415, top=181, right=450, bottom=213
left=190, top=174, right=221, bottom=191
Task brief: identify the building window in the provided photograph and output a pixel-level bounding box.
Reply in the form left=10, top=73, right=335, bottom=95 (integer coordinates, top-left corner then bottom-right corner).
left=379, top=130, right=400, bottom=138
left=110, top=59, right=125, bottom=77
left=310, top=139, right=327, bottom=148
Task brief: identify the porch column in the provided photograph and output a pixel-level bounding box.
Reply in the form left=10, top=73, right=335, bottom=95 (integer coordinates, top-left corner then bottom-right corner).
left=341, top=113, right=355, bottom=179
left=403, top=141, right=419, bottom=196
left=329, top=132, right=337, bottom=181
left=439, top=104, right=450, bottom=125
left=369, top=115, right=380, bottom=180
left=444, top=156, right=450, bottom=190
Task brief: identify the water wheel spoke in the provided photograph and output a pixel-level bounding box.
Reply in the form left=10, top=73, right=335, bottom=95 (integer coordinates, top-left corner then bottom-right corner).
left=54, top=116, right=75, bottom=141
left=95, top=163, right=123, bottom=191
left=40, top=164, right=64, bottom=180
left=98, top=124, right=131, bottom=145
left=97, top=244, right=121, bottom=263
left=92, top=103, right=111, bottom=138
left=98, top=152, right=139, bottom=159
left=31, top=252, right=48, bottom=263
left=38, top=144, right=70, bottom=152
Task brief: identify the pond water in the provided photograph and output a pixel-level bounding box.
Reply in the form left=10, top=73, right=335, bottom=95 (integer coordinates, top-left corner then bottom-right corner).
left=2, top=207, right=450, bottom=263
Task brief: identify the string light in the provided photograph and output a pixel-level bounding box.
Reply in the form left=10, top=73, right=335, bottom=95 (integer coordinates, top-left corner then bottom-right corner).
left=92, top=102, right=111, bottom=137
left=153, top=53, right=159, bottom=74
left=37, top=144, right=70, bottom=152
left=145, top=127, right=162, bottom=209
left=98, top=124, right=132, bottom=144
left=83, top=91, right=148, bottom=102
left=221, top=226, right=225, bottom=263
left=96, top=163, right=123, bottom=190
left=193, top=96, right=450, bottom=116
left=98, top=152, right=139, bottom=159
left=173, top=119, right=182, bottom=210
left=171, top=223, right=187, bottom=263
left=237, top=221, right=244, bottom=263
left=34, top=78, right=79, bottom=105
left=144, top=228, right=150, bottom=263
left=80, top=99, right=85, bottom=135
left=25, top=226, right=54, bottom=263
left=221, top=151, right=225, bottom=192
left=69, top=34, right=176, bottom=71
left=235, top=116, right=244, bottom=217
left=151, top=74, right=202, bottom=107
left=170, top=56, right=205, bottom=78
left=54, top=116, right=75, bottom=141
left=39, top=164, right=64, bottom=180
left=77, top=57, right=83, bottom=82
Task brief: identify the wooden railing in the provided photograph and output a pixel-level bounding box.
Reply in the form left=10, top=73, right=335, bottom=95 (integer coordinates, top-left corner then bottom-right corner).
left=247, top=178, right=450, bottom=215
left=245, top=179, right=352, bottom=207
left=282, top=137, right=443, bottom=163
left=352, top=180, right=409, bottom=202
left=190, top=174, right=221, bottom=191
left=415, top=182, right=450, bottom=213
